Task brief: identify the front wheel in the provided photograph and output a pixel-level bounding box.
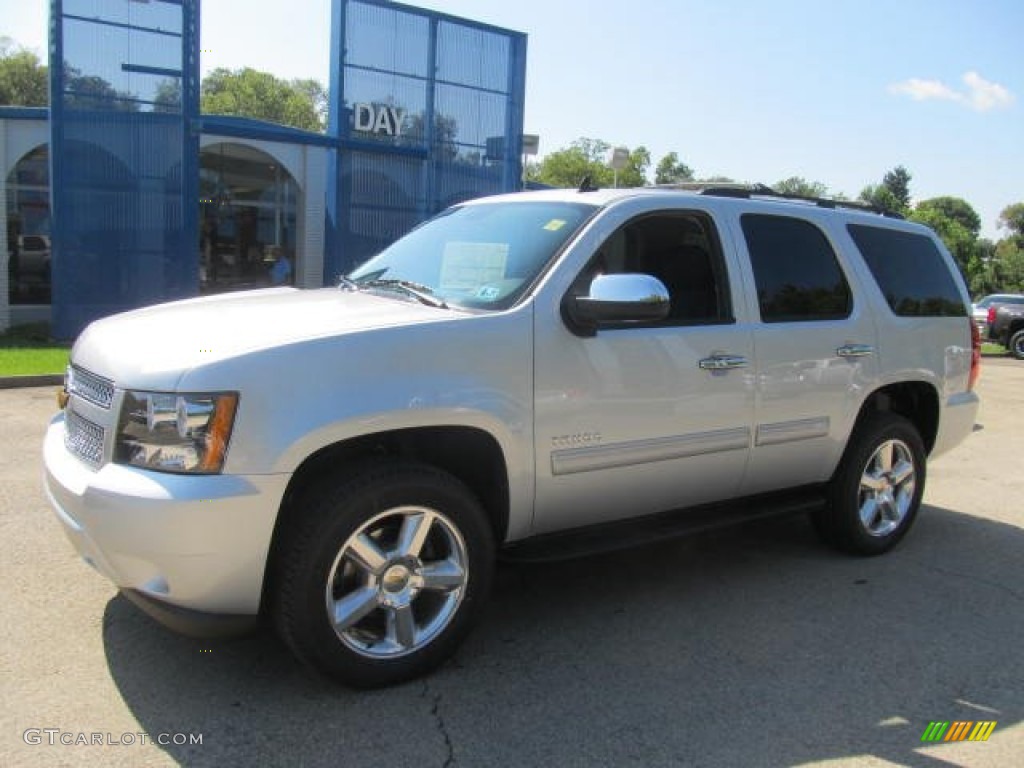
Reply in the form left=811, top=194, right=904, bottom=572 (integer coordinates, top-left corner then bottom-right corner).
left=813, top=413, right=926, bottom=556
left=271, top=461, right=495, bottom=688
left=1009, top=329, right=1024, bottom=360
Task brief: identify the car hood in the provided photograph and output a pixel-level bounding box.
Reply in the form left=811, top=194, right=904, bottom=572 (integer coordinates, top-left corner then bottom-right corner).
left=71, top=287, right=461, bottom=388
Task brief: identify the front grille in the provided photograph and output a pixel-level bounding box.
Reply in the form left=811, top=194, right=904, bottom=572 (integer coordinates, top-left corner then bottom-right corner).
left=65, top=409, right=106, bottom=467
left=67, top=366, right=114, bottom=410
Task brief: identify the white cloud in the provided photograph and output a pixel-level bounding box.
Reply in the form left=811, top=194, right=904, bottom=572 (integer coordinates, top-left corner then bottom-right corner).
left=888, top=71, right=1015, bottom=112
left=888, top=78, right=961, bottom=103
left=961, top=71, right=1014, bottom=111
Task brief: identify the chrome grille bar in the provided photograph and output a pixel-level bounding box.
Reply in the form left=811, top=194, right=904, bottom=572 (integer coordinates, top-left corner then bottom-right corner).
left=67, top=366, right=115, bottom=410
left=65, top=409, right=106, bottom=467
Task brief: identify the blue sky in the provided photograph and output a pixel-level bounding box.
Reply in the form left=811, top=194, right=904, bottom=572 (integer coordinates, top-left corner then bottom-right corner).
left=7, top=0, right=1022, bottom=238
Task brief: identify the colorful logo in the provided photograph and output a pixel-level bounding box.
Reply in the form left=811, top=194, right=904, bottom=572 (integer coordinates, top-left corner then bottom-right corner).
left=921, top=721, right=997, bottom=742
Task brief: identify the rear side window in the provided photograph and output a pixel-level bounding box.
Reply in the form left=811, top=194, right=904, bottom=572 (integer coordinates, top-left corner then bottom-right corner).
left=848, top=225, right=966, bottom=317
left=741, top=214, right=852, bottom=323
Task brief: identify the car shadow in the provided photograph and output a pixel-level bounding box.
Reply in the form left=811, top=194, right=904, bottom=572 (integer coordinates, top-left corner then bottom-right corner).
left=102, top=504, right=1023, bottom=767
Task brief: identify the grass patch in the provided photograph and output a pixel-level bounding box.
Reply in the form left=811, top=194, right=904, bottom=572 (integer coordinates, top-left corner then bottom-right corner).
left=0, top=323, right=70, bottom=376
left=981, top=342, right=1007, bottom=357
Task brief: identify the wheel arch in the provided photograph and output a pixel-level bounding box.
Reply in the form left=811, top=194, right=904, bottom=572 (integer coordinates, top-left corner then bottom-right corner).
left=852, top=381, right=940, bottom=455
left=262, top=426, right=510, bottom=611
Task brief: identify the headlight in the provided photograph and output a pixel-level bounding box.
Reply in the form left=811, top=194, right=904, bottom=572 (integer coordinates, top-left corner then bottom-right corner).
left=115, top=391, right=239, bottom=474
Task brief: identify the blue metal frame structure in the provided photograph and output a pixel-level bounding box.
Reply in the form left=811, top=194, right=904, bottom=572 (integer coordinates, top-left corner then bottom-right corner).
left=42, top=0, right=525, bottom=336
left=326, top=0, right=527, bottom=281
left=49, top=0, right=200, bottom=340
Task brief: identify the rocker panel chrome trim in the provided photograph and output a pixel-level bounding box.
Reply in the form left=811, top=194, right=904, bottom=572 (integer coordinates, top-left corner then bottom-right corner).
left=755, top=417, right=830, bottom=447
left=551, top=427, right=750, bottom=476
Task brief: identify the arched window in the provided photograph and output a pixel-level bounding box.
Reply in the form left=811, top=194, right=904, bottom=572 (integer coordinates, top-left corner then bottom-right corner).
left=199, top=143, right=300, bottom=292
left=6, top=145, right=51, bottom=305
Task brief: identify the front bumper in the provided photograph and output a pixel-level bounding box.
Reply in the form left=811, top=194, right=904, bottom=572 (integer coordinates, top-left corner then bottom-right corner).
left=43, top=414, right=290, bottom=632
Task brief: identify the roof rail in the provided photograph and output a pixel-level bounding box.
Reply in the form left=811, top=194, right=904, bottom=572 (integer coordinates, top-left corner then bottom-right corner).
left=653, top=182, right=904, bottom=219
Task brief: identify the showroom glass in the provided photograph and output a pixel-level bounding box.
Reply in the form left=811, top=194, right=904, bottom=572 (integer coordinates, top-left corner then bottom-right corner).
left=349, top=201, right=596, bottom=310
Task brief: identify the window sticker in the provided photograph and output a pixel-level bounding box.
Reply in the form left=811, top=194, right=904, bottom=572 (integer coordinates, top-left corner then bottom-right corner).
left=543, top=219, right=567, bottom=232
left=440, top=242, right=509, bottom=293
left=475, top=285, right=501, bottom=301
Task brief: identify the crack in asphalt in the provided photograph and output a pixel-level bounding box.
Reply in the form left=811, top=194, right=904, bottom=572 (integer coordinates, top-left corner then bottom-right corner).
left=423, top=679, right=455, bottom=767
left=912, top=559, right=1024, bottom=602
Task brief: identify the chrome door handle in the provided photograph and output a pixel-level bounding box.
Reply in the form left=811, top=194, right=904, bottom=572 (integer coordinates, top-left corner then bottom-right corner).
left=837, top=344, right=874, bottom=358
left=699, top=355, right=749, bottom=371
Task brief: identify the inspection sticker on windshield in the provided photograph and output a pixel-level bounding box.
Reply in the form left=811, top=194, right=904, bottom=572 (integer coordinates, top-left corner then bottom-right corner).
left=543, top=219, right=567, bottom=231
left=439, top=242, right=509, bottom=293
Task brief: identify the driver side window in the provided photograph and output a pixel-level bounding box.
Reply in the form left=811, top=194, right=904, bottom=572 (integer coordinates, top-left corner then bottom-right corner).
left=576, top=212, right=733, bottom=325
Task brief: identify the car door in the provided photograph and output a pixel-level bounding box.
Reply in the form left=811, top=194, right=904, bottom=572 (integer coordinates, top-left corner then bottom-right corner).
left=531, top=206, right=756, bottom=535
left=727, top=211, right=880, bottom=496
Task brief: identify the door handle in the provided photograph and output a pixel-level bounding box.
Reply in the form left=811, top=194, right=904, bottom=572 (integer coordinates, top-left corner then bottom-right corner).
left=699, top=354, right=749, bottom=371
left=836, top=343, right=874, bottom=358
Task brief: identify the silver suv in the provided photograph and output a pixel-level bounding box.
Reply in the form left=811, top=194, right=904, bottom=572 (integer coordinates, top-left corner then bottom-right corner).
left=44, top=186, right=980, bottom=687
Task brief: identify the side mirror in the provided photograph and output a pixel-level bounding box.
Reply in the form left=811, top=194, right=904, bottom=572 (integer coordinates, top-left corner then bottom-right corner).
left=565, top=273, right=670, bottom=335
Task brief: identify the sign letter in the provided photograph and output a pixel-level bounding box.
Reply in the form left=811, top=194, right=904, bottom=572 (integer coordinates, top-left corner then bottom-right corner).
left=354, top=103, right=374, bottom=132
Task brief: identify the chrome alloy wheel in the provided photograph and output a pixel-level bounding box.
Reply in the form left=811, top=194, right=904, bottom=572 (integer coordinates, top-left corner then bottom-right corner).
left=857, top=438, right=916, bottom=537
left=325, top=506, right=468, bottom=659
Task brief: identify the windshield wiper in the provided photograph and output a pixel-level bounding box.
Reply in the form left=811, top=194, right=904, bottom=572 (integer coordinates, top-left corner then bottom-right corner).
left=337, top=275, right=360, bottom=292
left=357, top=278, right=448, bottom=309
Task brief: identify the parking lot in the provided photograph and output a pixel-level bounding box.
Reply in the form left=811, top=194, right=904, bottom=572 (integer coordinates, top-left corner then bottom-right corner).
left=2, top=359, right=1021, bottom=768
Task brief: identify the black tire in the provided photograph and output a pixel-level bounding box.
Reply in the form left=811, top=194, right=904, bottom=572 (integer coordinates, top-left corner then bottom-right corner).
left=813, top=412, right=926, bottom=556
left=1009, top=329, right=1024, bottom=360
left=271, top=460, right=495, bottom=688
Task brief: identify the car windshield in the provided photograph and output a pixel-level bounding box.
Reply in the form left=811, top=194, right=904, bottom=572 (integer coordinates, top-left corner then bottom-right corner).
left=348, top=200, right=597, bottom=310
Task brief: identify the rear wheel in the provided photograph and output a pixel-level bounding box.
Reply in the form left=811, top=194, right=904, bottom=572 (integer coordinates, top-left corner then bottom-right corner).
left=271, top=460, right=495, bottom=687
left=1009, top=329, right=1024, bottom=360
left=814, top=413, right=925, bottom=555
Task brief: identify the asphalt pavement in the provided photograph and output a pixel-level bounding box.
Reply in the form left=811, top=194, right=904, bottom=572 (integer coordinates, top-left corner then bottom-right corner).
left=2, top=359, right=1022, bottom=767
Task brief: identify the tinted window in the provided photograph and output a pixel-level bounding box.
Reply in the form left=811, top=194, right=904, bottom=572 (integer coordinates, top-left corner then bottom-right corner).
left=574, top=212, right=732, bottom=326
left=741, top=215, right=851, bottom=322
left=848, top=225, right=966, bottom=317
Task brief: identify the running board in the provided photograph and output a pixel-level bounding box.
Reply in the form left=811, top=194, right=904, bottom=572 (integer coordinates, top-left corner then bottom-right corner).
left=499, top=486, right=825, bottom=563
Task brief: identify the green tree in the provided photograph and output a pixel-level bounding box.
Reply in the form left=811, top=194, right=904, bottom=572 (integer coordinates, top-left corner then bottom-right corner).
left=292, top=78, right=328, bottom=127
left=64, top=65, right=139, bottom=111
left=910, top=204, right=978, bottom=280
left=529, top=139, right=652, bottom=189
left=616, top=146, right=651, bottom=188
left=529, top=138, right=614, bottom=188
left=983, top=239, right=1024, bottom=293
left=859, top=184, right=901, bottom=214
left=860, top=165, right=912, bottom=214
left=998, top=203, right=1024, bottom=240
left=915, top=197, right=981, bottom=238
left=152, top=78, right=181, bottom=112
left=774, top=177, right=828, bottom=198
left=201, top=67, right=325, bottom=132
left=654, top=152, right=694, bottom=184
left=882, top=166, right=912, bottom=210
left=0, top=38, right=48, bottom=106
left=976, top=202, right=1024, bottom=294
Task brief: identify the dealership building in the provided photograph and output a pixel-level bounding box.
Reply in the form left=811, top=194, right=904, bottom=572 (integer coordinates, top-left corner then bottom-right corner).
left=1, top=0, right=527, bottom=338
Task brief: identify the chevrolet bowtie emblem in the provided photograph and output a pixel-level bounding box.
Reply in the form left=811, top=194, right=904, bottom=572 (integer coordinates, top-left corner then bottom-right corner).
left=57, top=388, right=69, bottom=409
